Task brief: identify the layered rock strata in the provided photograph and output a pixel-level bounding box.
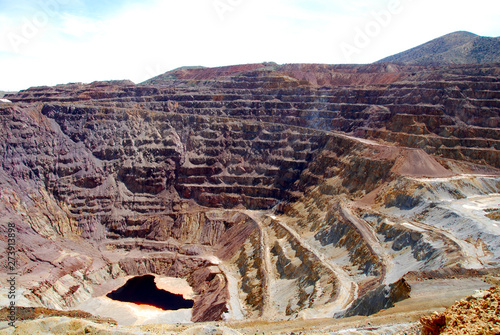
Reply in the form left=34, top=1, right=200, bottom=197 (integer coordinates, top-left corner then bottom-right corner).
left=0, top=63, right=499, bottom=326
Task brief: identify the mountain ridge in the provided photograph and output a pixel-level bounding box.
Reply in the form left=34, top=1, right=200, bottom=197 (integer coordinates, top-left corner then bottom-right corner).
left=377, top=31, right=500, bottom=65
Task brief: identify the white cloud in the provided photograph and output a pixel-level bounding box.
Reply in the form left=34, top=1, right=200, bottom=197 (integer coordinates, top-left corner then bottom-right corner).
left=1, top=0, right=499, bottom=91
left=58, top=13, right=103, bottom=38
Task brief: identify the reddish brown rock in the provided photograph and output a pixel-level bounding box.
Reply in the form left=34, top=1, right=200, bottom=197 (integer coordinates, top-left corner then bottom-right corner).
left=1, top=62, right=499, bottom=327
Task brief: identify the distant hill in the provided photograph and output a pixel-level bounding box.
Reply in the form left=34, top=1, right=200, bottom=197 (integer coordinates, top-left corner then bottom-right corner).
left=141, top=64, right=268, bottom=85
left=0, top=91, right=17, bottom=98
left=377, top=31, right=500, bottom=65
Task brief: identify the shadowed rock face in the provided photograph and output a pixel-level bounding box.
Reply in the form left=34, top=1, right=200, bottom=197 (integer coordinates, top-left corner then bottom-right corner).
left=342, top=278, right=411, bottom=317
left=0, top=63, right=499, bottom=325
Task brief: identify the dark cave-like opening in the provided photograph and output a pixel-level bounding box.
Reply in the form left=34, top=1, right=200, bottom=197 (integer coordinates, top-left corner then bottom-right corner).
left=106, top=275, right=194, bottom=310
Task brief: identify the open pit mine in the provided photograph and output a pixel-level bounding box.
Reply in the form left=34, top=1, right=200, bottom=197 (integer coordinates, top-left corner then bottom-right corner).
left=0, top=62, right=499, bottom=334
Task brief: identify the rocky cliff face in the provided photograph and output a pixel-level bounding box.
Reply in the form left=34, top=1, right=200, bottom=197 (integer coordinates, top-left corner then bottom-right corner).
left=1, top=63, right=499, bottom=328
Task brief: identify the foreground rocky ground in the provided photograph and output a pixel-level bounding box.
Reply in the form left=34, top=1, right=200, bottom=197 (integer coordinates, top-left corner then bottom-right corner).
left=1, top=281, right=499, bottom=334
left=0, top=62, right=499, bottom=333
left=420, top=285, right=500, bottom=335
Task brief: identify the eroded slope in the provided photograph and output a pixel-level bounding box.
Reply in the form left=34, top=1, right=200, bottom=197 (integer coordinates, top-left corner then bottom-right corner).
left=0, top=63, right=499, bottom=332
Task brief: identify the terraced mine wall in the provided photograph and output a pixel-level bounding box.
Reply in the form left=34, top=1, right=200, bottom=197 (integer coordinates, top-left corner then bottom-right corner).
left=10, top=63, right=499, bottom=167
left=0, top=63, right=499, bottom=324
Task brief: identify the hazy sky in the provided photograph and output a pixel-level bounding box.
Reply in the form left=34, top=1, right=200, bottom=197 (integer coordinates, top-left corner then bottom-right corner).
left=1, top=0, right=499, bottom=91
